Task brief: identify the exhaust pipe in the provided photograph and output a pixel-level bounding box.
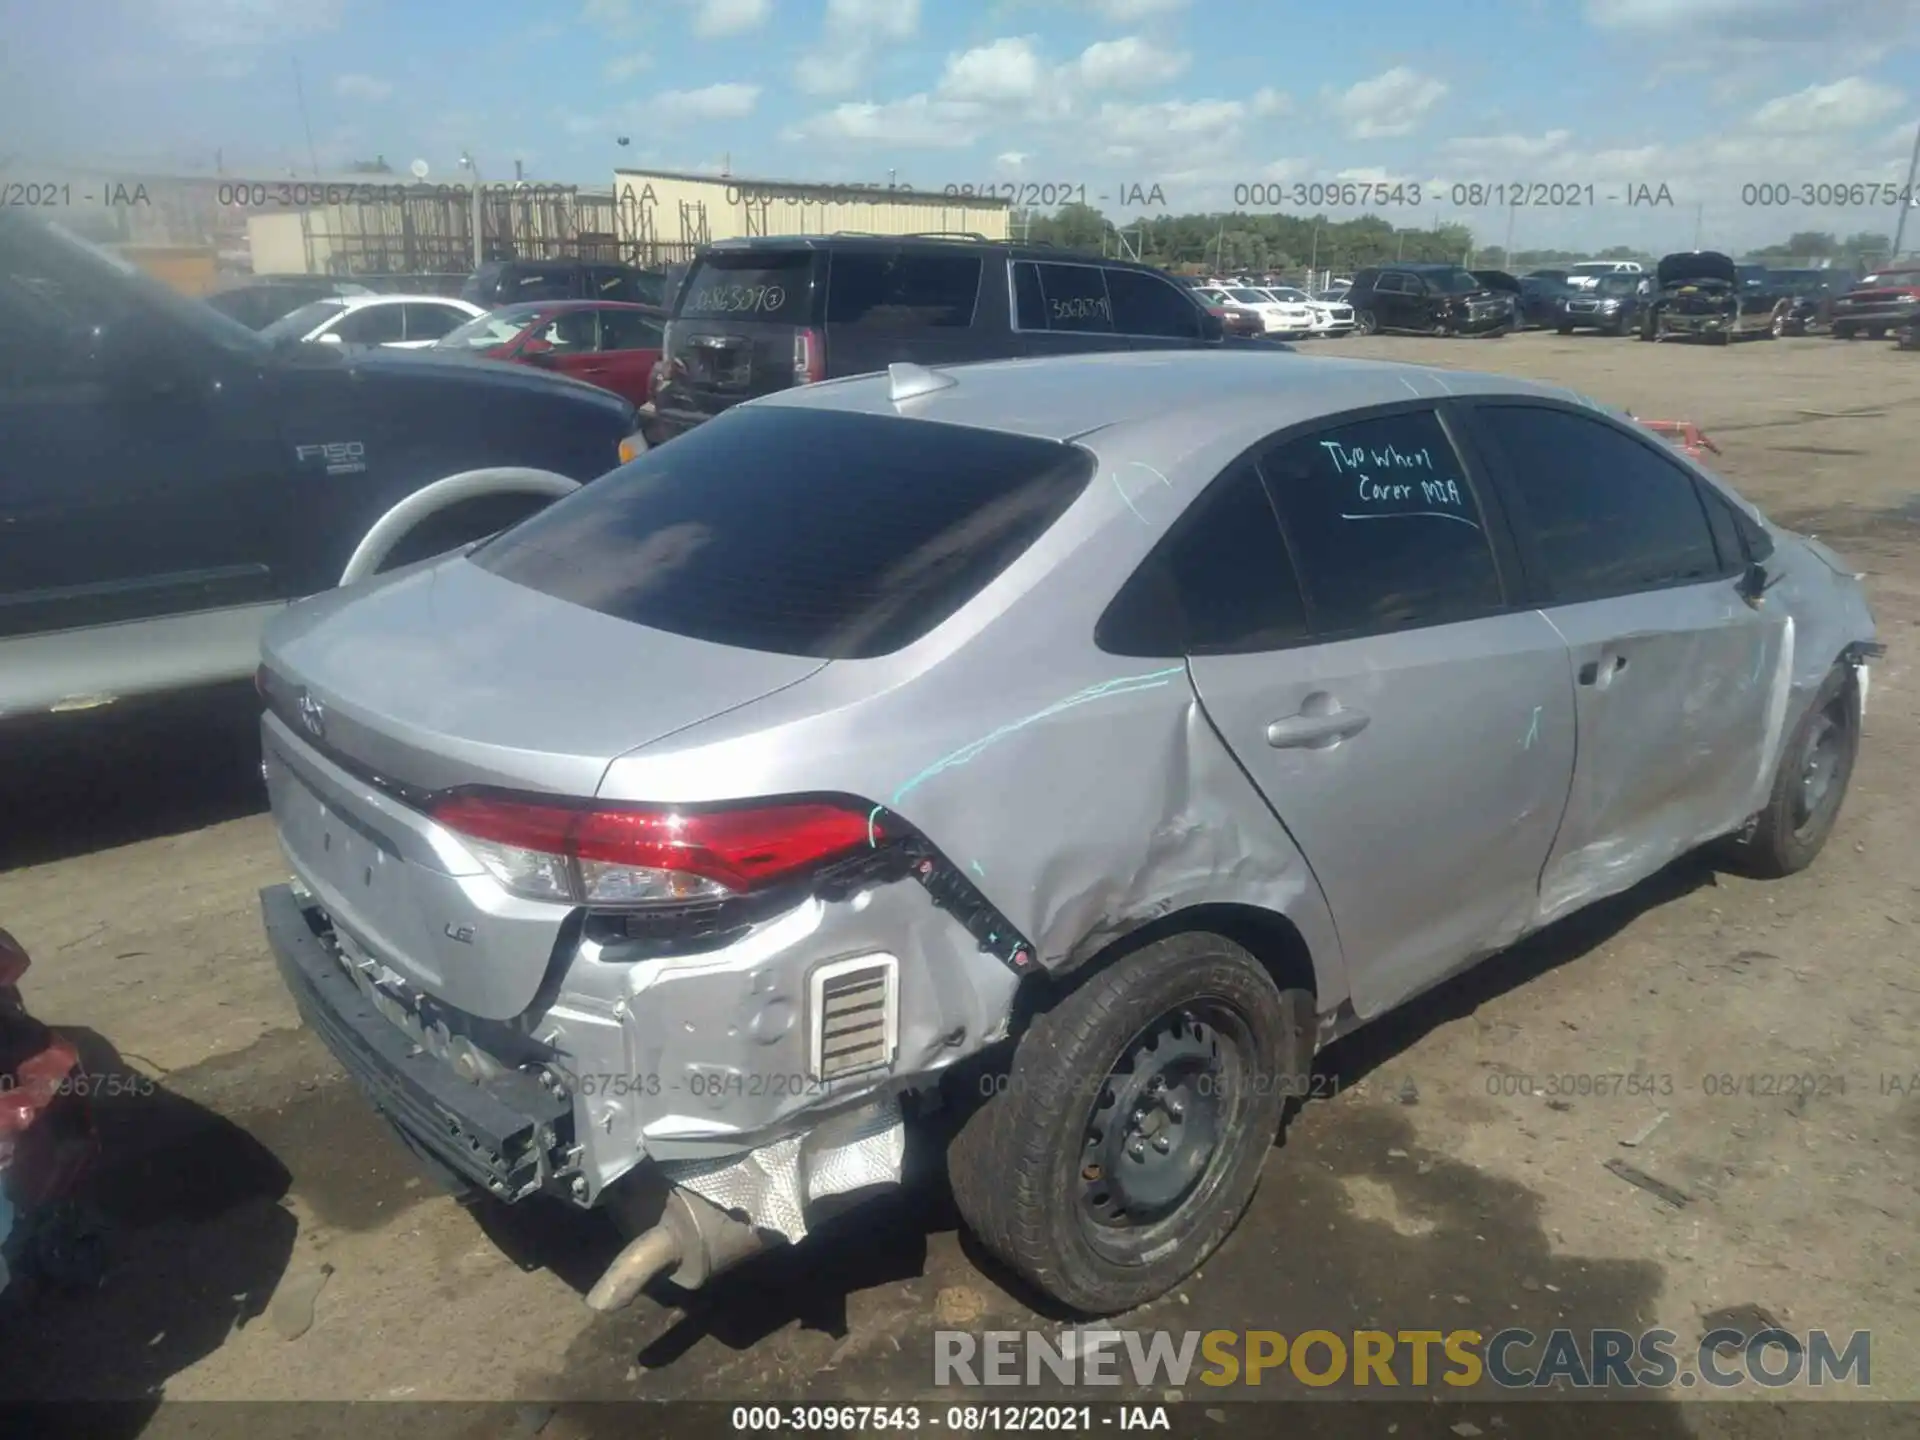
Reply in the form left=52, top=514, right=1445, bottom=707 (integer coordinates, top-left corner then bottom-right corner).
left=586, top=1186, right=771, bottom=1313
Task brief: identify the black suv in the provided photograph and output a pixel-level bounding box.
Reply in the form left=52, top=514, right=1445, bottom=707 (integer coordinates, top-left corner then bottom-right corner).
left=462, top=257, right=667, bottom=308
left=0, top=211, right=644, bottom=723
left=1346, top=264, right=1515, bottom=337
left=643, top=233, right=1233, bottom=439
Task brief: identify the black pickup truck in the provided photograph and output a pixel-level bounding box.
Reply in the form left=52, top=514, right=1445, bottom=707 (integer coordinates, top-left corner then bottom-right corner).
left=0, top=212, right=644, bottom=723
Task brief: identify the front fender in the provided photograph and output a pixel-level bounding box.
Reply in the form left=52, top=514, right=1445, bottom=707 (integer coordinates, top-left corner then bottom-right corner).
left=339, top=468, right=580, bottom=585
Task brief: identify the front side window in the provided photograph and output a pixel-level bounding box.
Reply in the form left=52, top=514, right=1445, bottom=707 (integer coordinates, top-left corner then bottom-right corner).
left=1260, top=409, right=1503, bottom=636
left=1475, top=404, right=1722, bottom=603
left=531, top=309, right=597, bottom=351
left=1104, top=267, right=1204, bottom=338
left=1097, top=462, right=1308, bottom=656
left=402, top=304, right=465, bottom=341
left=598, top=307, right=664, bottom=350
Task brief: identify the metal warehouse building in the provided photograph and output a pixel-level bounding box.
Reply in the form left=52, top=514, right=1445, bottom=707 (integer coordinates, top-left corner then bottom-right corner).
left=612, top=167, right=1013, bottom=250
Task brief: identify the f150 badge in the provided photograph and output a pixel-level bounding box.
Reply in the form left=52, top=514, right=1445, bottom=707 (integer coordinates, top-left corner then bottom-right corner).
left=295, top=441, right=367, bottom=475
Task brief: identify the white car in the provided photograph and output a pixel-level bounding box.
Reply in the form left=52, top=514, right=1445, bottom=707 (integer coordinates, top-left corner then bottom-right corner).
left=1217, top=285, right=1316, bottom=338
left=258, top=293, right=488, bottom=350
left=1263, top=285, right=1355, bottom=337
left=1564, top=260, right=1645, bottom=292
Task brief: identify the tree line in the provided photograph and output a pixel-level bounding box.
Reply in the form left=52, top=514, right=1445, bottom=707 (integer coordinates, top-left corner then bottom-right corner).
left=1014, top=203, right=1899, bottom=274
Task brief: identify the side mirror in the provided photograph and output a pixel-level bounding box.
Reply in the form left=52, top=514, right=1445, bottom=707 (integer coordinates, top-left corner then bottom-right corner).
left=316, top=331, right=344, bottom=345
left=524, top=349, right=559, bottom=367
left=1199, top=310, right=1225, bottom=342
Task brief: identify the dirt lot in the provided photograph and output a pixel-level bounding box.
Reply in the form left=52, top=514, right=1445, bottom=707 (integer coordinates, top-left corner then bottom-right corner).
left=2, top=331, right=1917, bottom=1428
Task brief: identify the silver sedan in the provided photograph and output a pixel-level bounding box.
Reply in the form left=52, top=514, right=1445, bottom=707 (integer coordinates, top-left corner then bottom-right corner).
left=255, top=349, right=1877, bottom=1317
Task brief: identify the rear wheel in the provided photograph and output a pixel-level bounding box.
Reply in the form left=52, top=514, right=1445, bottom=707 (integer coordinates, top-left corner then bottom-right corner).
left=1867, top=326, right=1887, bottom=340
left=947, top=933, right=1308, bottom=1316
left=1835, top=323, right=1858, bottom=339
left=1719, top=664, right=1861, bottom=879
left=1353, top=310, right=1377, bottom=336
left=1556, top=324, right=1574, bottom=335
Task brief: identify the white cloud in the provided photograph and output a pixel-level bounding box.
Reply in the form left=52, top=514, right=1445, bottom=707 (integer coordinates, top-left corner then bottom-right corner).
left=826, top=0, right=920, bottom=39
left=659, top=82, right=761, bottom=118
left=1089, top=0, right=1189, bottom=19
left=1750, top=77, right=1906, bottom=133
left=1073, top=36, right=1188, bottom=92
left=689, top=0, right=770, bottom=38
left=783, top=94, right=987, bottom=149
left=1252, top=88, right=1290, bottom=117
left=940, top=38, right=1047, bottom=103
left=1442, top=128, right=1573, bottom=162
left=333, top=73, right=392, bottom=102
left=1326, top=66, right=1449, bottom=139
left=793, top=0, right=921, bottom=99
left=605, top=52, right=654, bottom=81
left=153, top=0, right=345, bottom=48
left=579, top=0, right=644, bottom=38
left=997, top=151, right=1030, bottom=168
left=1588, top=0, right=1920, bottom=42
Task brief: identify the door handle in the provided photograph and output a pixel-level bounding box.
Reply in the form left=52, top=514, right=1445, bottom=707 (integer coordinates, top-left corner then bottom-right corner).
left=1267, top=707, right=1370, bottom=748
left=1578, top=655, right=1629, bottom=686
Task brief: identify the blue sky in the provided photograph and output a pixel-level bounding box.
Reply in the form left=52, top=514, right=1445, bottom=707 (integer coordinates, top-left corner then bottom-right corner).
left=7, top=0, right=1920, bottom=251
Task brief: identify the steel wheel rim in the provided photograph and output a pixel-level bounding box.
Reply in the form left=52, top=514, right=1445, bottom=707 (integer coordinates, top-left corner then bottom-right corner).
left=1793, top=700, right=1848, bottom=834
left=1077, top=1000, right=1254, bottom=1254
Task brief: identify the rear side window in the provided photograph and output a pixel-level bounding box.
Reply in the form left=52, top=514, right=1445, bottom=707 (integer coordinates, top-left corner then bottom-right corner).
left=475, top=408, right=1094, bottom=659
left=1260, top=409, right=1504, bottom=635
left=1014, top=262, right=1114, bottom=333
left=827, top=251, right=982, bottom=328
left=1098, top=462, right=1308, bottom=656
left=591, top=267, right=659, bottom=304
left=333, top=304, right=406, bottom=345
left=1104, top=268, right=1203, bottom=338
left=678, top=252, right=816, bottom=324
left=599, top=308, right=663, bottom=350
left=1475, top=405, right=1722, bottom=603
left=402, top=303, right=464, bottom=341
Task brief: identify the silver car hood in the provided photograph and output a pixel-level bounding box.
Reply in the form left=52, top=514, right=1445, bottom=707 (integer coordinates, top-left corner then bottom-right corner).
left=260, top=556, right=827, bottom=797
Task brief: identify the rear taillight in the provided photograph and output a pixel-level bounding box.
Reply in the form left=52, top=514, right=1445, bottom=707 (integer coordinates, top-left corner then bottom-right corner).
left=429, top=791, right=883, bottom=906
left=793, top=327, right=824, bottom=385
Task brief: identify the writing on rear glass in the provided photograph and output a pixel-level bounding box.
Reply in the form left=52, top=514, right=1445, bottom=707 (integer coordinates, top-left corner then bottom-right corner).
left=1320, top=439, right=1477, bottom=527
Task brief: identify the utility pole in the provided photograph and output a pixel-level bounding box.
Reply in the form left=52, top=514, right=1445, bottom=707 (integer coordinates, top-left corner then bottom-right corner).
left=1893, top=115, right=1920, bottom=260
left=1693, top=201, right=1704, bottom=250
left=1504, top=202, right=1517, bottom=268
left=461, top=151, right=483, bottom=267
left=292, top=60, right=321, bottom=177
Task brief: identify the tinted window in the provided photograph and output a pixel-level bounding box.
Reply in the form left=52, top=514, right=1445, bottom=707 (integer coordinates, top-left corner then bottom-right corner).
left=260, top=298, right=347, bottom=343
left=1477, top=405, right=1722, bottom=602
left=827, top=251, right=982, bottom=328
left=678, top=251, right=816, bottom=324
left=599, top=307, right=663, bottom=350
left=1098, top=463, right=1308, bottom=656
left=1032, top=263, right=1114, bottom=332
left=591, top=267, right=660, bottom=304
left=1105, top=268, right=1203, bottom=338
left=475, top=408, right=1094, bottom=659
left=402, top=303, right=464, bottom=341
left=333, top=303, right=406, bottom=345
left=532, top=309, right=597, bottom=351
left=1371, top=273, right=1405, bottom=294
left=1013, top=261, right=1046, bottom=329
left=1260, top=410, right=1503, bottom=635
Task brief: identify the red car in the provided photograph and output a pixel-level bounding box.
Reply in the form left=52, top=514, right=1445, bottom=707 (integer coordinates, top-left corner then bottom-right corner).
left=433, top=300, right=667, bottom=406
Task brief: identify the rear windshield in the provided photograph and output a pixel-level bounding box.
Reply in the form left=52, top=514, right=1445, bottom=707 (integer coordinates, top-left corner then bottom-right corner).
left=676, top=251, right=816, bottom=324
left=474, top=407, right=1094, bottom=659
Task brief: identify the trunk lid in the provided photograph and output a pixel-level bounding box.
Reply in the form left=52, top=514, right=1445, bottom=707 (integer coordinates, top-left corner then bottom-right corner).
left=260, top=555, right=828, bottom=799
left=655, top=247, right=825, bottom=422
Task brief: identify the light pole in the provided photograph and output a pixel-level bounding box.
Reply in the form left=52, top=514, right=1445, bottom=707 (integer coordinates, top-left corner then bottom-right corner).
left=460, top=151, right=483, bottom=268
left=1893, top=116, right=1920, bottom=260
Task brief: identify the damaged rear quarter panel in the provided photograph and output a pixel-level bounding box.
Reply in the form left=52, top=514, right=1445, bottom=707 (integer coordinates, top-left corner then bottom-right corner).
left=594, top=424, right=1351, bottom=1023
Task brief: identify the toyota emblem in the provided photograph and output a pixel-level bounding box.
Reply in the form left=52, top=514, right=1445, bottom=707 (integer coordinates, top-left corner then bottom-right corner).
left=297, top=688, right=326, bottom=739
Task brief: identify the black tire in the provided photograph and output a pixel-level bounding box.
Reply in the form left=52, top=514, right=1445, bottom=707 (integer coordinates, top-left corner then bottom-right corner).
left=1867, top=326, right=1886, bottom=340
left=1719, top=663, right=1861, bottom=879
left=1836, top=324, right=1857, bottom=340
left=947, top=933, right=1309, bottom=1316
left=1353, top=310, right=1377, bottom=336
left=1556, top=324, right=1574, bottom=335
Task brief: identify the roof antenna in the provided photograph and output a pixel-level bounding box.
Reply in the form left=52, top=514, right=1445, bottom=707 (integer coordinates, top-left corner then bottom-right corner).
left=888, top=362, right=956, bottom=403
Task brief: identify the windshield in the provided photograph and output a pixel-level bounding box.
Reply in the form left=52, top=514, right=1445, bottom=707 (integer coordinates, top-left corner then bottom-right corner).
left=436, top=307, right=544, bottom=350
left=1226, top=288, right=1269, bottom=304
left=1861, top=270, right=1920, bottom=287
left=4, top=215, right=271, bottom=357
left=1594, top=274, right=1640, bottom=295
left=260, top=299, right=347, bottom=344
left=1267, top=287, right=1311, bottom=302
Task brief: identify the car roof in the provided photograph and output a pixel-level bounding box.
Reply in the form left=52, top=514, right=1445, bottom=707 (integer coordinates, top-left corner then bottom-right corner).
left=333, top=293, right=475, bottom=308
left=701, top=233, right=1175, bottom=275
left=757, top=349, right=1571, bottom=446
